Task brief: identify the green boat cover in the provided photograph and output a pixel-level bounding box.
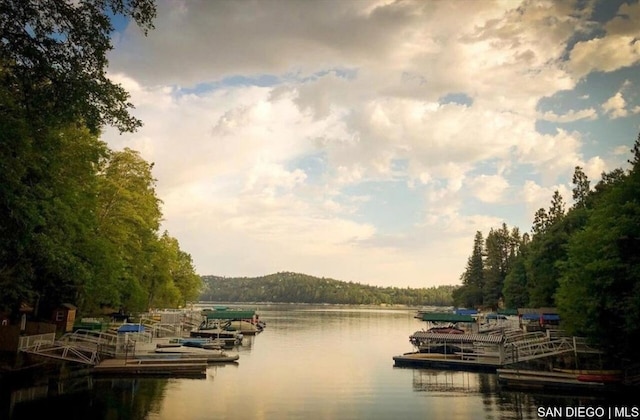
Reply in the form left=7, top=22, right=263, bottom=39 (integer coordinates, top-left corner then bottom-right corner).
left=203, top=310, right=256, bottom=320
left=497, top=309, right=518, bottom=316
left=420, top=312, right=476, bottom=323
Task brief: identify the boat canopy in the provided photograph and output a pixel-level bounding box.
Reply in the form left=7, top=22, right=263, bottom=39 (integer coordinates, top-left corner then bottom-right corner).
left=410, top=331, right=504, bottom=343
left=497, top=309, right=518, bottom=316
left=202, top=309, right=256, bottom=320
left=454, top=308, right=478, bottom=316
left=421, top=313, right=476, bottom=323
left=521, top=313, right=560, bottom=321
left=117, top=324, right=145, bottom=333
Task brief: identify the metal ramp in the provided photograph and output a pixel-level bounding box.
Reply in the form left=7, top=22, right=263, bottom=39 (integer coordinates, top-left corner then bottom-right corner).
left=18, top=329, right=142, bottom=365
left=503, top=331, right=576, bottom=364
left=19, top=333, right=100, bottom=365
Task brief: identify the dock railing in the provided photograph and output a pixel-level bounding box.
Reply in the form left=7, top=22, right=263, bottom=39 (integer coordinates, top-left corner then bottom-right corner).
left=18, top=332, right=56, bottom=350
left=503, top=332, right=578, bottom=364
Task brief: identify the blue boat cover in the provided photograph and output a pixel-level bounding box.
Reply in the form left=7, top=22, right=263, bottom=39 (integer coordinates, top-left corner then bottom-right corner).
left=521, top=313, right=560, bottom=321
left=117, top=324, right=145, bottom=333
left=454, top=308, right=478, bottom=316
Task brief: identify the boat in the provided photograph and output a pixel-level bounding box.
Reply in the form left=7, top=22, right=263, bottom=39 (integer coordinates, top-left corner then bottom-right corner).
left=189, top=329, right=243, bottom=348
left=151, top=347, right=240, bottom=363
left=409, top=312, right=479, bottom=353
left=198, top=307, right=264, bottom=335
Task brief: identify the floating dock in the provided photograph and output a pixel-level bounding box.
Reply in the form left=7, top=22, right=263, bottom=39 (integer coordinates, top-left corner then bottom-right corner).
left=92, top=358, right=207, bottom=378
left=392, top=352, right=501, bottom=372
left=496, top=368, right=623, bottom=393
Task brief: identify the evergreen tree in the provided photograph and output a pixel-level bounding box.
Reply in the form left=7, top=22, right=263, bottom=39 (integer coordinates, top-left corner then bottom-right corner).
left=572, top=166, right=590, bottom=208
left=452, top=231, right=484, bottom=308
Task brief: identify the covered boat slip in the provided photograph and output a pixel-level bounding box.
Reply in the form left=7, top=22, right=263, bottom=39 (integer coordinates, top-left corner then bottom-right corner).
left=398, top=331, right=506, bottom=370
left=202, top=309, right=257, bottom=320
left=396, top=328, right=585, bottom=372
left=198, top=307, right=263, bottom=335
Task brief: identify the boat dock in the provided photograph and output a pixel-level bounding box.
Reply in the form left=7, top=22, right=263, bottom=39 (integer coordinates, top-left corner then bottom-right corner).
left=92, top=358, right=207, bottom=378
left=18, top=331, right=240, bottom=378
left=394, top=329, right=599, bottom=372
left=496, top=368, right=623, bottom=393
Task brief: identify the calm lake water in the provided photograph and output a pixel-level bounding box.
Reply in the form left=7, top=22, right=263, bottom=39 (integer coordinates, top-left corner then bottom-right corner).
left=3, top=305, right=637, bottom=420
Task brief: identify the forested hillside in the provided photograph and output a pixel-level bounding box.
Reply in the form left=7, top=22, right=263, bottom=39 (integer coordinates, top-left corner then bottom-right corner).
left=201, top=272, right=456, bottom=306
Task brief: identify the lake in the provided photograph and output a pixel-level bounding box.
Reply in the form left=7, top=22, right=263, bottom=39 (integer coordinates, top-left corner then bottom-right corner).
left=3, top=304, right=637, bottom=419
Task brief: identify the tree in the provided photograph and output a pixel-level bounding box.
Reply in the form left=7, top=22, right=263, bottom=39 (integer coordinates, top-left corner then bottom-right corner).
left=572, top=166, right=590, bottom=208
left=0, top=112, right=110, bottom=316
left=556, top=161, right=640, bottom=360
left=1, top=0, right=158, bottom=316
left=532, top=208, right=548, bottom=236
left=483, top=223, right=520, bottom=309
left=0, top=0, right=156, bottom=134
left=452, top=231, right=484, bottom=308
left=94, top=148, right=163, bottom=312
left=503, top=251, right=529, bottom=309
left=548, top=190, right=565, bottom=224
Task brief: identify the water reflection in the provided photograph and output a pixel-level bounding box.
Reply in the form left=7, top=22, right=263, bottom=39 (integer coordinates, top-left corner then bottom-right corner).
left=5, top=370, right=171, bottom=420
left=411, top=369, right=488, bottom=394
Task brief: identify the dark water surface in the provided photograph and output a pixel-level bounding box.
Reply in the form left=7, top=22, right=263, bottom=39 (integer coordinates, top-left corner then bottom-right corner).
left=3, top=305, right=637, bottom=419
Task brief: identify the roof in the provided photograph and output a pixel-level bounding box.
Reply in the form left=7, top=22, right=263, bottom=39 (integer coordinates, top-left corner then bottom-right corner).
left=518, top=307, right=558, bottom=315
left=497, top=309, right=518, bottom=316
left=203, top=309, right=256, bottom=320
left=117, top=324, right=146, bottom=333
left=410, top=331, right=504, bottom=344
left=454, top=308, right=478, bottom=316
left=420, top=313, right=476, bottom=323
left=521, top=313, right=561, bottom=321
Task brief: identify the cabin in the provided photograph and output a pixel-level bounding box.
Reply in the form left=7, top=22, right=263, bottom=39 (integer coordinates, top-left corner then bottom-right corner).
left=52, top=303, right=77, bottom=333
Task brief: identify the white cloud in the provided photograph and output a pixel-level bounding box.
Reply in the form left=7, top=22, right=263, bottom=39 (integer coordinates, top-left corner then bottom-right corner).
left=468, top=175, right=510, bottom=203
left=602, top=92, right=629, bottom=119
left=538, top=108, right=598, bottom=122
left=568, top=2, right=640, bottom=78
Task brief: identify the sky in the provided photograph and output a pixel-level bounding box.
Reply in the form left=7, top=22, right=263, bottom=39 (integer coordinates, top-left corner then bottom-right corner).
left=102, top=0, right=640, bottom=289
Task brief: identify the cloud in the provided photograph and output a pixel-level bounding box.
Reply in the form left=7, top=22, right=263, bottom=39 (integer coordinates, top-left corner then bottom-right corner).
left=567, top=2, right=640, bottom=78
left=468, top=175, right=510, bottom=203
left=602, top=92, right=628, bottom=119
left=538, top=108, right=598, bottom=123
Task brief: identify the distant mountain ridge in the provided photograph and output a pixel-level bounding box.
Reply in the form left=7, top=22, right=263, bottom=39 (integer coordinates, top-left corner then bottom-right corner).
left=200, top=272, right=456, bottom=306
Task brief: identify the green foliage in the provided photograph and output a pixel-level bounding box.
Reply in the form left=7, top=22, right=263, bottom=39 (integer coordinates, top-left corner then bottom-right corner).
left=453, top=225, right=522, bottom=309
left=502, top=252, right=528, bottom=308
left=556, top=143, right=640, bottom=360
left=455, top=231, right=484, bottom=308
left=200, top=272, right=456, bottom=306
left=0, top=0, right=156, bottom=133
left=458, top=132, right=639, bottom=360
left=1, top=0, right=202, bottom=319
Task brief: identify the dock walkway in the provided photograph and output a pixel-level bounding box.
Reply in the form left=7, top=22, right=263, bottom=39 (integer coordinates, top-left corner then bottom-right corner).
left=93, top=358, right=206, bottom=377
